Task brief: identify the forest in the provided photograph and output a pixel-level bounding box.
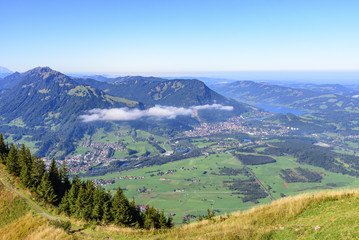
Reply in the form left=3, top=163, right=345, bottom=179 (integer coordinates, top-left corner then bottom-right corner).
left=0, top=133, right=172, bottom=229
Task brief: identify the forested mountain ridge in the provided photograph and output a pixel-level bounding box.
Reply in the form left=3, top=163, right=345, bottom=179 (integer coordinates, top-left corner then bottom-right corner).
left=0, top=67, right=142, bottom=128
left=0, top=67, right=251, bottom=158
left=74, top=76, right=250, bottom=113
left=212, top=80, right=319, bottom=105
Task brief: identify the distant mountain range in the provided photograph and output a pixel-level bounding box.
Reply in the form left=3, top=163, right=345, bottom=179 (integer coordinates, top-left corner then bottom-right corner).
left=0, top=67, right=250, bottom=158
left=0, top=66, right=13, bottom=79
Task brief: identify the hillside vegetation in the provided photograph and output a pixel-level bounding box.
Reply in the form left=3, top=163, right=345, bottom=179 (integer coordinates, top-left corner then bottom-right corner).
left=0, top=184, right=72, bottom=240
left=2, top=173, right=359, bottom=240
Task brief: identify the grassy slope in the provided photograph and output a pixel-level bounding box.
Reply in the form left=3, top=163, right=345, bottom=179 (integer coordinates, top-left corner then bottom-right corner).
left=2, top=163, right=359, bottom=239
left=0, top=184, right=73, bottom=240
left=150, top=190, right=359, bottom=239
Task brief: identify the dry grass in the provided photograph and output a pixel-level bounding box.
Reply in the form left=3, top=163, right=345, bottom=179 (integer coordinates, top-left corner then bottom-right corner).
left=0, top=211, right=74, bottom=240
left=150, top=189, right=359, bottom=240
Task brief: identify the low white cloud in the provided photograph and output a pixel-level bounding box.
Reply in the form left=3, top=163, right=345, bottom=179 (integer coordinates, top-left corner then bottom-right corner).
left=79, top=104, right=233, bottom=122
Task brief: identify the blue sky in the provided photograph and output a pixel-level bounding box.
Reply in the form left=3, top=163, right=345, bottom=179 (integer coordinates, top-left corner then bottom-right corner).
left=0, top=0, right=358, bottom=76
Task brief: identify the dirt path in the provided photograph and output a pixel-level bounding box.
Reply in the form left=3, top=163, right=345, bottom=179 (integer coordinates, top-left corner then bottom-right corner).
left=0, top=171, right=58, bottom=221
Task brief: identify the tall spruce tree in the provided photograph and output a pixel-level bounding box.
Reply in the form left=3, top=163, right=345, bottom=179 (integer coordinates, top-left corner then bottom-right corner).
left=158, top=210, right=167, bottom=229
left=0, top=133, right=9, bottom=163
left=58, top=191, right=71, bottom=215
left=37, top=172, right=57, bottom=204
left=68, top=175, right=81, bottom=215
left=144, top=206, right=159, bottom=229
left=18, top=144, right=32, bottom=169
left=59, top=160, right=71, bottom=197
left=92, top=186, right=105, bottom=220
left=20, top=164, right=32, bottom=188
left=6, top=144, right=20, bottom=175
left=31, top=156, right=46, bottom=190
left=48, top=158, right=60, bottom=196
left=102, top=190, right=113, bottom=223
left=111, top=186, right=132, bottom=226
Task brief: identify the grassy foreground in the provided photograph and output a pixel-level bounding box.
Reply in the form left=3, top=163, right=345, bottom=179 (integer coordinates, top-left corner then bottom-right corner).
left=96, top=190, right=359, bottom=239
left=2, top=173, right=359, bottom=239
left=0, top=184, right=73, bottom=240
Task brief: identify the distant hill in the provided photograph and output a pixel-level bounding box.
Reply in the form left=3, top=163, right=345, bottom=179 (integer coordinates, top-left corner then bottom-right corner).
left=74, top=76, right=250, bottom=122
left=212, top=80, right=319, bottom=106
left=0, top=67, right=141, bottom=128
left=0, top=67, right=143, bottom=157
left=0, top=72, right=21, bottom=89
left=0, top=66, right=13, bottom=79
left=0, top=67, right=250, bottom=157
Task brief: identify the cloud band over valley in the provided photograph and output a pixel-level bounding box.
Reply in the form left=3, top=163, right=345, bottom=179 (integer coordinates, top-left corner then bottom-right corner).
left=79, top=104, right=233, bottom=122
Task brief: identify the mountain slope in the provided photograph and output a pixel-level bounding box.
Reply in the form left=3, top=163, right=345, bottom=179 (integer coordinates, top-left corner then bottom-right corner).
left=74, top=76, right=251, bottom=122
left=212, top=80, right=319, bottom=106
left=0, top=66, right=12, bottom=79
left=0, top=67, right=143, bottom=157
left=0, top=72, right=20, bottom=89
left=0, top=67, right=142, bottom=128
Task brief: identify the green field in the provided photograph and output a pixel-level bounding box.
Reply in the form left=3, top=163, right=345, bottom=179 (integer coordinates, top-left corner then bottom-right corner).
left=83, top=136, right=359, bottom=225
left=85, top=152, right=271, bottom=224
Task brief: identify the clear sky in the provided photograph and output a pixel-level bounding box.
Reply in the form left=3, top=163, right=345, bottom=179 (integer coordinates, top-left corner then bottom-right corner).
left=0, top=0, right=359, bottom=75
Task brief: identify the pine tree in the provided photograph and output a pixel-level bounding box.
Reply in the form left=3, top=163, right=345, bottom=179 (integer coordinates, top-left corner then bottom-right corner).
left=111, top=186, right=132, bottom=226
left=37, top=172, right=57, bottom=204
left=48, top=158, right=60, bottom=196
left=102, top=190, right=113, bottom=223
left=74, top=186, right=87, bottom=219
left=144, top=206, right=159, bottom=229
left=102, top=199, right=113, bottom=223
left=18, top=144, right=32, bottom=169
left=31, top=156, right=46, bottom=189
left=58, top=191, right=71, bottom=215
left=92, top=186, right=105, bottom=220
left=0, top=133, right=9, bottom=163
left=68, top=176, right=81, bottom=215
left=129, top=198, right=142, bottom=228
left=166, top=216, right=173, bottom=228
left=20, top=164, right=32, bottom=188
left=59, top=160, right=71, bottom=197
left=6, top=144, right=20, bottom=175
left=158, top=210, right=167, bottom=229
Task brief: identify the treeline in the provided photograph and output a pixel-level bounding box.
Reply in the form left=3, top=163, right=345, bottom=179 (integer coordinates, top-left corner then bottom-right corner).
left=0, top=133, right=172, bottom=229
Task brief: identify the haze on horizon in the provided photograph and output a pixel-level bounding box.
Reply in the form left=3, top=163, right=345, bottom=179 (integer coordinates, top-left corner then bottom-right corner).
left=1, top=0, right=359, bottom=77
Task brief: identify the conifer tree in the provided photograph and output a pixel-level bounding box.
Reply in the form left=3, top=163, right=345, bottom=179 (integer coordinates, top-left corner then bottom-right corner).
left=102, top=190, right=113, bottom=223
left=144, top=206, right=159, bottom=229
left=0, top=133, right=9, bottom=163
left=58, top=191, right=71, bottom=215
left=59, top=160, right=71, bottom=196
left=166, top=216, right=173, bottom=228
left=92, top=186, right=105, bottom=220
left=49, top=158, right=60, bottom=196
left=68, top=175, right=81, bottom=215
left=74, top=186, right=87, bottom=219
left=112, top=186, right=132, bottom=226
left=158, top=210, right=167, bottom=229
left=37, top=172, right=57, bottom=204
left=31, top=156, right=46, bottom=189
left=6, top=144, right=20, bottom=175
left=129, top=198, right=142, bottom=228
left=20, top=164, right=32, bottom=188
left=18, top=144, right=32, bottom=169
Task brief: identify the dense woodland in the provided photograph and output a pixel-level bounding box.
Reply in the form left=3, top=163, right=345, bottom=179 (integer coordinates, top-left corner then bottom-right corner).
left=0, top=133, right=172, bottom=229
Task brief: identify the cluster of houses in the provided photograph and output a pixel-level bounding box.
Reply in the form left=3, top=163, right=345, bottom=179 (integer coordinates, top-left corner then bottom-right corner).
left=91, top=175, right=145, bottom=186
left=185, top=177, right=200, bottom=182
left=138, top=186, right=153, bottom=193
